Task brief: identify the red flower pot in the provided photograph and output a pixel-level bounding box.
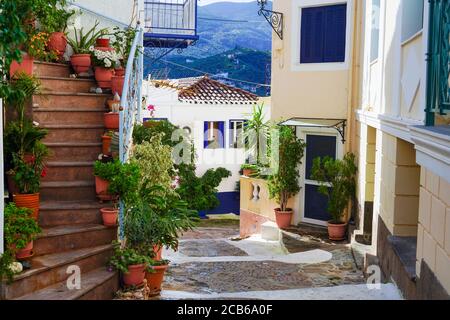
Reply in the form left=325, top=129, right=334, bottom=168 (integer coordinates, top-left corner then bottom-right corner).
left=100, top=208, right=118, bottom=227
left=104, top=113, right=119, bottom=130
left=70, top=54, right=91, bottom=74
left=102, top=135, right=112, bottom=155
left=13, top=193, right=40, bottom=221
left=327, top=222, right=348, bottom=241
left=111, top=75, right=125, bottom=96
left=145, top=264, right=168, bottom=295
left=15, top=241, right=34, bottom=260
left=96, top=38, right=110, bottom=48
left=123, top=264, right=146, bottom=287
left=48, top=32, right=67, bottom=58
left=274, top=208, right=293, bottom=229
left=95, top=67, right=114, bottom=89
left=10, top=53, right=34, bottom=77
left=114, top=67, right=125, bottom=77
left=243, top=169, right=256, bottom=177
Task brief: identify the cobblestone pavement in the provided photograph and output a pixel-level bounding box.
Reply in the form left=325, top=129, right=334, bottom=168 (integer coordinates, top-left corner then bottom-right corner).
left=116, top=223, right=402, bottom=300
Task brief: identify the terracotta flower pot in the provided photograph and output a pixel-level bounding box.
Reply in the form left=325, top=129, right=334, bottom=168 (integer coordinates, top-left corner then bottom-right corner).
left=100, top=207, right=118, bottom=227
left=15, top=241, right=34, bottom=260
left=96, top=38, right=110, bottom=48
left=102, top=135, right=112, bottom=155
left=13, top=193, right=40, bottom=221
left=111, top=75, right=125, bottom=96
left=274, top=208, right=293, bottom=229
left=327, top=221, right=348, bottom=241
left=243, top=169, right=256, bottom=177
left=95, top=67, right=114, bottom=89
left=70, top=54, right=91, bottom=74
left=114, top=67, right=125, bottom=77
left=48, top=32, right=67, bottom=58
left=153, top=245, right=162, bottom=261
left=10, top=53, right=34, bottom=77
left=145, top=265, right=168, bottom=295
left=123, top=264, right=146, bottom=287
left=104, top=113, right=119, bottom=130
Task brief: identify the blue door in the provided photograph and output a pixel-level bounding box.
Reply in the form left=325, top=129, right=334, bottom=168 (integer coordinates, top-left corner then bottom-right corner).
left=303, top=134, right=337, bottom=224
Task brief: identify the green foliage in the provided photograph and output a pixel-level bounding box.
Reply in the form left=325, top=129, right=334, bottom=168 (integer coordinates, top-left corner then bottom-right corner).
left=67, top=21, right=108, bottom=54
left=4, top=120, right=48, bottom=160
left=241, top=164, right=259, bottom=170
left=311, top=153, right=358, bottom=223
left=4, top=203, right=41, bottom=250
left=243, top=104, right=270, bottom=166
left=6, top=72, right=41, bottom=122
left=11, top=155, right=41, bottom=194
left=35, top=0, right=75, bottom=33
left=177, top=166, right=232, bottom=212
left=111, top=26, right=137, bottom=64
left=27, top=32, right=59, bottom=62
left=133, top=121, right=180, bottom=147
left=0, top=251, right=16, bottom=283
left=268, top=126, right=306, bottom=211
left=109, top=242, right=148, bottom=274
left=0, top=0, right=32, bottom=98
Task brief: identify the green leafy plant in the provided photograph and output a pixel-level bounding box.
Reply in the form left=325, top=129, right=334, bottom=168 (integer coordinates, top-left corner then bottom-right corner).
left=0, top=251, right=17, bottom=283
left=268, top=126, right=306, bottom=212
left=4, top=203, right=41, bottom=251
left=132, top=121, right=181, bottom=147
left=6, top=72, right=42, bottom=123
left=111, top=26, right=137, bottom=65
left=311, top=153, right=358, bottom=224
left=35, top=0, right=75, bottom=33
left=26, top=32, right=59, bottom=62
left=243, top=104, right=270, bottom=165
left=109, top=241, right=148, bottom=274
left=67, top=21, right=108, bottom=54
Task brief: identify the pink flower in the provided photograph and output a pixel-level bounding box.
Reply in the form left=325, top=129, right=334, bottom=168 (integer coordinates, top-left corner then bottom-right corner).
left=147, top=104, right=155, bottom=111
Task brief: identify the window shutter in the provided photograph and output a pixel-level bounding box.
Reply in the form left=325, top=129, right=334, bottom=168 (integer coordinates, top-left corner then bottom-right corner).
left=301, top=7, right=325, bottom=63
left=204, top=121, right=209, bottom=149
left=218, top=121, right=225, bottom=148
left=324, top=4, right=347, bottom=63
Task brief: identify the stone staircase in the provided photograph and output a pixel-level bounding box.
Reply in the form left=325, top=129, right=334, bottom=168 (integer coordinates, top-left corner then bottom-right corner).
left=0, top=61, right=119, bottom=300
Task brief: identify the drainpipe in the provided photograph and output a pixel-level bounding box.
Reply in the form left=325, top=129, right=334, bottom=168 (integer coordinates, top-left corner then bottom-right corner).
left=0, top=98, right=4, bottom=255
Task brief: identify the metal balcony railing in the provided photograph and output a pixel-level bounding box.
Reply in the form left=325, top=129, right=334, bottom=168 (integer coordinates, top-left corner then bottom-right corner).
left=425, top=0, right=450, bottom=125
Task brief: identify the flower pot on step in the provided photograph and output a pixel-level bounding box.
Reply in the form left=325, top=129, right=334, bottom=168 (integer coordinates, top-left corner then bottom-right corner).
left=48, top=32, right=67, bottom=58
left=123, top=264, right=146, bottom=287
left=95, top=176, right=117, bottom=202
left=13, top=193, right=40, bottom=221
left=95, top=67, right=114, bottom=89
left=243, top=169, right=256, bottom=177
left=100, top=207, right=118, bottom=227
left=96, top=38, right=110, bottom=48
left=114, top=67, right=125, bottom=77
left=10, top=53, right=34, bottom=77
left=274, top=208, right=293, bottom=229
left=15, top=241, right=34, bottom=260
left=102, top=135, right=112, bottom=155
left=327, top=221, right=347, bottom=241
left=145, top=264, right=168, bottom=295
left=70, top=54, right=91, bottom=74
left=104, top=113, right=119, bottom=130
left=111, top=75, right=125, bottom=96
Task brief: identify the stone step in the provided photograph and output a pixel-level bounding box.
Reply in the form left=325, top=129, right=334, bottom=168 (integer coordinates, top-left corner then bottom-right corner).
left=43, top=161, right=94, bottom=182
left=33, top=92, right=110, bottom=109
left=1, top=244, right=113, bottom=300
left=34, top=61, right=71, bottom=78
left=15, top=268, right=119, bottom=300
left=46, top=142, right=102, bottom=162
left=35, top=224, right=117, bottom=256
left=33, top=107, right=105, bottom=126
left=39, top=201, right=105, bottom=227
left=42, top=124, right=104, bottom=144
left=39, top=76, right=96, bottom=94
left=40, top=180, right=96, bottom=202
left=261, top=221, right=281, bottom=241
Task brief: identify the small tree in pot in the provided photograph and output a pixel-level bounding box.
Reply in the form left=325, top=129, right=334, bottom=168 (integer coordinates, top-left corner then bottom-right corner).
left=268, top=126, right=306, bottom=229
left=311, top=153, right=357, bottom=241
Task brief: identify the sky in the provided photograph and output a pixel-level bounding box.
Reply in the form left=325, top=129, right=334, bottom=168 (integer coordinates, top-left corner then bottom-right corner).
left=198, top=0, right=256, bottom=6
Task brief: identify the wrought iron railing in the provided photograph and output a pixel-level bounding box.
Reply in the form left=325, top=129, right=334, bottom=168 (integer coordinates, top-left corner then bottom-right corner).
left=425, top=0, right=450, bottom=125
left=118, top=24, right=144, bottom=237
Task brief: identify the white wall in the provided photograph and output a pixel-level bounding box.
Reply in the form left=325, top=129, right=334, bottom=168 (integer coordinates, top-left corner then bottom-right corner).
left=142, top=81, right=271, bottom=193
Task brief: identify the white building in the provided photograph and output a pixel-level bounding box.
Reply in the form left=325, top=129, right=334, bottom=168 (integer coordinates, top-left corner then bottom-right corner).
left=142, top=76, right=271, bottom=215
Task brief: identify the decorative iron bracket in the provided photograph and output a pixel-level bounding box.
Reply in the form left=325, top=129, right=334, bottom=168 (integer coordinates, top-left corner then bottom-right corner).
left=257, top=1, right=283, bottom=40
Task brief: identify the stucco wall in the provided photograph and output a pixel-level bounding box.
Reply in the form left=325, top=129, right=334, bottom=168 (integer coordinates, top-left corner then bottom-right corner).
left=417, top=168, right=450, bottom=294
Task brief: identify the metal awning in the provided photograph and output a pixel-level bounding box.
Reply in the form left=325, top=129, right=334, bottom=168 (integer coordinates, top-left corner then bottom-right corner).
left=279, top=118, right=347, bottom=143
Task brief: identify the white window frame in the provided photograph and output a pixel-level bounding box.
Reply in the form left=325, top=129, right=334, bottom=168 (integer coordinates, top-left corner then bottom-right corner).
left=229, top=120, right=245, bottom=149
left=291, top=0, right=353, bottom=72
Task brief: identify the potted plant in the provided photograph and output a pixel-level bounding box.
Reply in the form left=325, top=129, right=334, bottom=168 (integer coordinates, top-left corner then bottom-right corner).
left=242, top=104, right=270, bottom=166
left=4, top=203, right=41, bottom=260
left=241, top=164, right=258, bottom=177
left=145, top=258, right=170, bottom=296
left=90, top=47, right=121, bottom=89
left=104, top=93, right=121, bottom=130
left=109, top=242, right=148, bottom=287
left=67, top=22, right=108, bottom=74
left=111, top=71, right=125, bottom=96
left=311, top=153, right=357, bottom=241
left=268, top=126, right=306, bottom=229
left=93, top=158, right=120, bottom=202
left=101, top=130, right=115, bottom=155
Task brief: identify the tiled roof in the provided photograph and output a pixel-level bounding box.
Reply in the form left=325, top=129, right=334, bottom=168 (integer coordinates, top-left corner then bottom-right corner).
left=178, top=76, right=259, bottom=105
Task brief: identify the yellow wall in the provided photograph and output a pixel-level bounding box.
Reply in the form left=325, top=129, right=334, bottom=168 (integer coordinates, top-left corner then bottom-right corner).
left=270, top=0, right=352, bottom=121
left=417, top=168, right=450, bottom=293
